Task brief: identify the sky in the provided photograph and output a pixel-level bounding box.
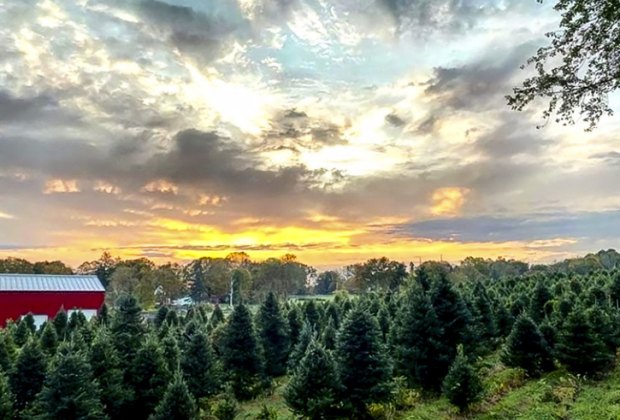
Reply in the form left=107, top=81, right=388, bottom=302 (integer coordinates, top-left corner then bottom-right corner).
left=1, top=0, right=620, bottom=269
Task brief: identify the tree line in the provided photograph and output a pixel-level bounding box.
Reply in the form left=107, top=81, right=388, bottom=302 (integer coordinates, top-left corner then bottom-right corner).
left=1, top=250, right=620, bottom=418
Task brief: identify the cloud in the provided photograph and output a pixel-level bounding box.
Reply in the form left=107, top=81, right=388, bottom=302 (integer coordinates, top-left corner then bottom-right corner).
left=430, top=187, right=470, bottom=217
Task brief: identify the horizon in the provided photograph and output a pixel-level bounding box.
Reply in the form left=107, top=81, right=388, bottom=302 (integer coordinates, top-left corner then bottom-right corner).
left=2, top=1, right=620, bottom=267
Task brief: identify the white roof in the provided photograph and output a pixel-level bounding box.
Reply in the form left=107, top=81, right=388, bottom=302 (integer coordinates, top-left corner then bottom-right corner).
left=0, top=274, right=105, bottom=292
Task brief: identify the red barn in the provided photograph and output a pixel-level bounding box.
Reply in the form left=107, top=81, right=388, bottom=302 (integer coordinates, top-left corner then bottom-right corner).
left=0, top=274, right=105, bottom=327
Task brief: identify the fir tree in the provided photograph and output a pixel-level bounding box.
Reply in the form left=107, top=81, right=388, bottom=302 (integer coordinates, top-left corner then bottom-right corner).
left=321, top=318, right=337, bottom=351
left=31, top=343, right=106, bottom=420
left=556, top=309, right=615, bottom=375
left=284, top=339, right=341, bottom=419
left=89, top=330, right=128, bottom=419
left=13, top=319, right=31, bottom=347
left=335, top=307, right=392, bottom=416
left=10, top=338, right=48, bottom=412
left=151, top=374, right=198, bottom=420
left=529, top=281, right=552, bottom=323
left=442, top=345, right=483, bottom=412
left=40, top=322, right=59, bottom=356
left=609, top=271, right=620, bottom=308
left=110, top=295, right=144, bottom=369
left=502, top=315, right=553, bottom=376
left=390, top=288, right=448, bottom=391
left=127, top=336, right=169, bottom=419
left=377, top=305, right=390, bottom=342
left=164, top=309, right=179, bottom=328
left=325, top=302, right=341, bottom=330
left=154, top=306, right=169, bottom=329
left=53, top=308, right=68, bottom=340
left=288, top=321, right=313, bottom=370
left=287, top=305, right=303, bottom=349
left=97, top=303, right=110, bottom=326
left=256, top=292, right=290, bottom=377
left=161, top=332, right=181, bottom=374
left=0, top=333, right=13, bottom=373
left=0, top=369, right=14, bottom=420
left=430, top=273, right=473, bottom=359
left=181, top=330, right=221, bottom=399
left=472, top=282, right=497, bottom=344
left=220, top=304, right=265, bottom=400
left=304, top=300, right=320, bottom=329
left=22, top=314, right=36, bottom=334
left=210, top=304, right=225, bottom=329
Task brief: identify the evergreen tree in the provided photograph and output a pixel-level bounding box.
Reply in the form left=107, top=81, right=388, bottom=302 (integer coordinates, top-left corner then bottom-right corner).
left=529, top=281, right=552, bottom=323
left=609, top=271, right=620, bottom=308
left=151, top=374, right=198, bottom=420
left=161, top=332, right=181, bottom=374
left=40, top=322, right=59, bottom=356
left=0, top=369, right=14, bottom=420
left=0, top=333, right=13, bottom=373
left=472, top=282, right=497, bottom=344
left=556, top=309, right=615, bottom=375
left=31, top=343, right=106, bottom=419
left=325, top=302, right=341, bottom=330
left=335, top=307, right=392, bottom=416
left=502, top=315, right=553, bottom=376
left=154, top=306, right=169, bottom=329
left=210, top=304, right=225, bottom=329
left=181, top=330, right=221, bottom=399
left=89, top=330, right=128, bottom=419
left=256, top=292, right=290, bottom=377
left=377, top=305, right=390, bottom=342
left=97, top=303, right=110, bottom=326
left=391, top=288, right=448, bottom=391
left=284, top=339, right=341, bottom=419
left=164, top=309, right=179, bottom=328
left=53, top=308, right=68, bottom=340
left=22, top=314, right=36, bottom=334
left=110, top=295, right=144, bottom=369
left=10, top=338, right=48, bottom=412
left=321, top=318, right=337, bottom=351
left=442, top=346, right=483, bottom=412
left=288, top=321, right=313, bottom=370
left=13, top=319, right=31, bottom=347
left=67, top=311, right=87, bottom=337
left=220, top=304, right=265, bottom=400
left=127, top=336, right=169, bottom=419
left=304, top=300, right=320, bottom=329
left=287, top=305, right=303, bottom=349
left=430, top=273, right=473, bottom=359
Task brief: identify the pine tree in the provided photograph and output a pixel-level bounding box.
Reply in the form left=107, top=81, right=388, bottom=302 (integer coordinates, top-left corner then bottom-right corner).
left=502, top=315, right=553, bottom=376
left=0, top=369, right=14, bottom=420
left=53, top=308, right=68, bottom=340
left=556, top=309, right=615, bottom=375
left=256, top=292, right=290, bottom=377
left=154, top=306, right=169, bottom=329
left=325, top=302, right=341, bottom=329
left=151, top=374, right=198, bottom=420
left=304, top=300, right=320, bottom=329
left=13, top=319, right=31, bottom=347
left=10, top=338, right=48, bottom=412
left=472, top=282, right=497, bottom=344
left=529, top=281, right=552, bottom=323
left=321, top=318, right=337, bottom=351
left=97, top=303, right=110, bottom=326
left=284, top=339, right=341, bottom=419
left=390, top=288, right=448, bottom=391
left=164, top=309, right=179, bottom=327
left=377, top=305, right=390, bottom=342
left=430, top=273, right=473, bottom=359
left=161, top=332, right=181, bottom=374
left=40, top=322, right=59, bottom=356
left=442, top=345, right=483, bottom=412
left=181, top=330, right=221, bottom=399
left=210, top=304, right=225, bottom=329
left=335, top=307, right=392, bottom=416
left=0, top=333, right=14, bottom=373
left=287, top=305, right=303, bottom=349
left=110, top=295, right=144, bottom=369
left=22, top=314, right=36, bottom=334
left=89, top=330, right=128, bottom=419
left=220, top=304, right=265, bottom=400
left=67, top=311, right=87, bottom=337
left=609, top=271, right=620, bottom=308
left=31, top=343, right=106, bottom=419
left=288, top=321, right=313, bottom=370
left=127, top=336, right=169, bottom=419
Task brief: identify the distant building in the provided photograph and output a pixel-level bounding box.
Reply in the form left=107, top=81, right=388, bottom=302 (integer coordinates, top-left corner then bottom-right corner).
left=0, top=274, right=105, bottom=327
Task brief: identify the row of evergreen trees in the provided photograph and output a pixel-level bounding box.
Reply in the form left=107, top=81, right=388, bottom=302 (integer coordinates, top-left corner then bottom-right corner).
left=0, top=267, right=619, bottom=418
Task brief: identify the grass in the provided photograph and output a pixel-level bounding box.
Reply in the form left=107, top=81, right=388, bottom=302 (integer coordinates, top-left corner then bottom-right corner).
left=230, top=354, right=620, bottom=420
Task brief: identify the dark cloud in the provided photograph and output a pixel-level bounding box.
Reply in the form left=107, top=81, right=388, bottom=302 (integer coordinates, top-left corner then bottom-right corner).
left=0, top=91, right=58, bottom=122
left=388, top=211, right=620, bottom=243
left=263, top=109, right=347, bottom=151
left=385, top=112, right=406, bottom=127
left=590, top=151, right=620, bottom=166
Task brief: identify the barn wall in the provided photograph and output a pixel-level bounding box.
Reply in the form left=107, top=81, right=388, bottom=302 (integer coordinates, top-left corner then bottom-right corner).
left=0, top=291, right=105, bottom=327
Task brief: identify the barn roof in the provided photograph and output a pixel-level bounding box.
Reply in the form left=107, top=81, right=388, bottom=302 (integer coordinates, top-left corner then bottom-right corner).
left=0, top=274, right=105, bottom=292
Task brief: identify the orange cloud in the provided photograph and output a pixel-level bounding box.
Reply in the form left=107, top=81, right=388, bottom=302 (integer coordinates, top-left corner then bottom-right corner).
left=141, top=179, right=179, bottom=194
left=43, top=179, right=80, bottom=194
left=431, top=187, right=470, bottom=217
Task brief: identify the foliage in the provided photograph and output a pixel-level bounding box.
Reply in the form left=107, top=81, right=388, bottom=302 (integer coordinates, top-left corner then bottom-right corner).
left=441, top=345, right=483, bottom=412
left=151, top=374, right=198, bottom=420
left=256, top=292, right=290, bottom=377
left=508, top=0, right=620, bottom=130
left=502, top=315, right=554, bottom=377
